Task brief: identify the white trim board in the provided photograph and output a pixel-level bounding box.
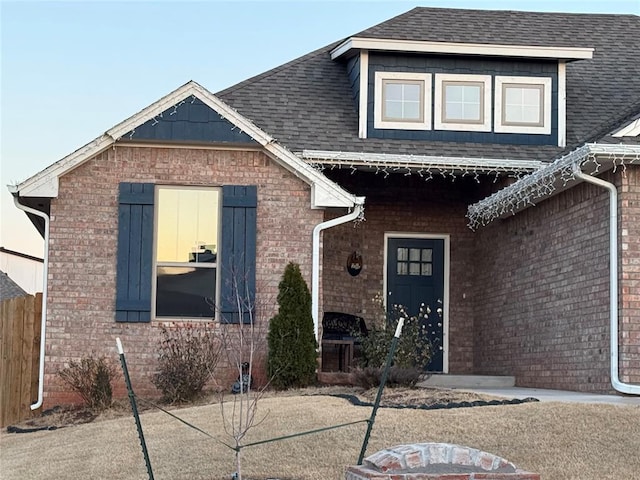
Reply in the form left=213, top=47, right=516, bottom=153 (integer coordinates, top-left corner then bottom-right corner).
left=383, top=232, right=450, bottom=374
left=11, top=81, right=359, bottom=210
left=331, top=37, right=594, bottom=61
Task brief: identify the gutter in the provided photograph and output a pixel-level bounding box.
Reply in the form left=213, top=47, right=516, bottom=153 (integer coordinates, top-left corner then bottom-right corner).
left=311, top=197, right=365, bottom=340
left=12, top=196, right=50, bottom=410
left=572, top=164, right=640, bottom=395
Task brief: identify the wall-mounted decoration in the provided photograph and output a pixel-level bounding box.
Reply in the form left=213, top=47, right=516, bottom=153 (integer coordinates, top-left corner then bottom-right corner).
left=346, top=251, right=363, bottom=276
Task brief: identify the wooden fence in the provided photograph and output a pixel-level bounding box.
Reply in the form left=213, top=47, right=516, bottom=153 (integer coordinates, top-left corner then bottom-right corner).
left=0, top=293, right=42, bottom=427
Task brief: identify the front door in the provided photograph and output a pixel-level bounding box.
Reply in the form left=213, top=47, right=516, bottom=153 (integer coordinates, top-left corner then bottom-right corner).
left=387, top=236, right=445, bottom=372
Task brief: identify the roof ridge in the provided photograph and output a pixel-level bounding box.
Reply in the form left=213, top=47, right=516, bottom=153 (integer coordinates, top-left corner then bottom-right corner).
left=408, top=6, right=637, bottom=17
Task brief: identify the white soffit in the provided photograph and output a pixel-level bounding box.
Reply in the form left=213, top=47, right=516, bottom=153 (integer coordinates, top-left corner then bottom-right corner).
left=12, top=81, right=357, bottom=209
left=330, top=37, right=594, bottom=61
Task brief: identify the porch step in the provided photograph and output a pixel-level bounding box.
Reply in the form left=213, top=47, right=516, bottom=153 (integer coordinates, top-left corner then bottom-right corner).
left=417, top=374, right=516, bottom=389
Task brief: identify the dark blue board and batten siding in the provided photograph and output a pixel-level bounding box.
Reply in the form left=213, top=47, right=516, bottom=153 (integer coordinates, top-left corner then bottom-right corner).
left=122, top=97, right=257, bottom=145
left=366, top=53, right=559, bottom=145
left=115, top=182, right=257, bottom=324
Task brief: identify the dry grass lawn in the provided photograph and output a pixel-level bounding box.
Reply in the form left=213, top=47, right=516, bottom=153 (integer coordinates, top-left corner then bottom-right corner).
left=2, top=389, right=639, bottom=480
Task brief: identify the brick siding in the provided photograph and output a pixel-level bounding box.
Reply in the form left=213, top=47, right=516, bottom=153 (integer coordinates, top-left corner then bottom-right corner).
left=473, top=174, right=614, bottom=392
left=44, top=145, right=323, bottom=407
left=322, top=171, right=482, bottom=374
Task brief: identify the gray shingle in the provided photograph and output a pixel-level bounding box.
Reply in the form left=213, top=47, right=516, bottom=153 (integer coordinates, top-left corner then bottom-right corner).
left=218, top=8, right=640, bottom=163
left=0, top=271, right=27, bottom=301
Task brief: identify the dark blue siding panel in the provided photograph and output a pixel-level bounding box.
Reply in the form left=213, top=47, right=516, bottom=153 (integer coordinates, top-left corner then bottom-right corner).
left=220, top=185, right=258, bottom=324
left=367, top=53, right=558, bottom=146
left=347, top=55, right=361, bottom=110
left=116, top=182, right=154, bottom=322
left=124, top=97, right=257, bottom=145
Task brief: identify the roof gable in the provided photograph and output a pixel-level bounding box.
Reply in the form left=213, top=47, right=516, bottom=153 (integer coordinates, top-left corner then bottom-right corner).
left=11, top=81, right=358, bottom=208
left=123, top=97, right=256, bottom=145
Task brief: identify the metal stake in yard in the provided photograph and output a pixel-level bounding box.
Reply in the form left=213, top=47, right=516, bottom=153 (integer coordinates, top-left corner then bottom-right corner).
left=357, top=318, right=404, bottom=465
left=117, top=337, right=155, bottom=480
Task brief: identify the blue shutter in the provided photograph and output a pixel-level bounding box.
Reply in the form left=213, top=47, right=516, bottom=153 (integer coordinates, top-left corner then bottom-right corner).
left=220, top=185, right=257, bottom=324
left=115, top=183, right=154, bottom=322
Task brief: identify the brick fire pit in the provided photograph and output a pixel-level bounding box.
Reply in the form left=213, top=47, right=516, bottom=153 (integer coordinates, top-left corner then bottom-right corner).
left=346, top=443, right=540, bottom=479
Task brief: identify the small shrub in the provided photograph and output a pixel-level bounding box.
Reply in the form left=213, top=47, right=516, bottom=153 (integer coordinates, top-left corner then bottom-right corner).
left=58, top=356, right=117, bottom=411
left=152, top=323, right=221, bottom=403
left=267, top=262, right=317, bottom=390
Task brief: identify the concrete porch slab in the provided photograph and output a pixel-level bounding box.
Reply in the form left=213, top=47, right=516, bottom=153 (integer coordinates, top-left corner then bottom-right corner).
left=417, top=374, right=516, bottom=389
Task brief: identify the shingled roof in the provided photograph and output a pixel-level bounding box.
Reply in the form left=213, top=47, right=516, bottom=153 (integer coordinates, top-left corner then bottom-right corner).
left=218, top=7, right=640, bottom=163
left=0, top=271, right=27, bottom=301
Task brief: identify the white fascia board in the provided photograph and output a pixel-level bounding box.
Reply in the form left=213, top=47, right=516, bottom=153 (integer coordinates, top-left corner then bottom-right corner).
left=302, top=149, right=544, bottom=173
left=13, top=80, right=357, bottom=209
left=15, top=134, right=114, bottom=197
left=331, top=37, right=594, bottom=61
left=612, top=118, right=640, bottom=138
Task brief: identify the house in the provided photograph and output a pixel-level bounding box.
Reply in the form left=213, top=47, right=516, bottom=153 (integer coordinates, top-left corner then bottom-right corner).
left=9, top=7, right=640, bottom=406
left=0, top=270, right=27, bottom=302
left=0, top=247, right=44, bottom=295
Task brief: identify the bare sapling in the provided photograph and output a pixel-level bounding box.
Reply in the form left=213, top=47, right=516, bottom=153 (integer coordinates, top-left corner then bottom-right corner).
left=213, top=265, right=274, bottom=480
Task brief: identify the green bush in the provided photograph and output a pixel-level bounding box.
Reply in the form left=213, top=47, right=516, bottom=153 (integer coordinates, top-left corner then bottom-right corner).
left=152, top=323, right=221, bottom=403
left=267, top=262, right=317, bottom=390
left=57, top=355, right=117, bottom=411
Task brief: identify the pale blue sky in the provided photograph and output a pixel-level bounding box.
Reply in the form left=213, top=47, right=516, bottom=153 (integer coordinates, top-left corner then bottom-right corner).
left=2, top=0, right=639, bottom=258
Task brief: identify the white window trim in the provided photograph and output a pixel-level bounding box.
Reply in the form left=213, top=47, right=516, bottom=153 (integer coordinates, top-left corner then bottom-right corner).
left=374, top=71, right=432, bottom=130
left=494, top=76, right=552, bottom=135
left=434, top=73, right=491, bottom=132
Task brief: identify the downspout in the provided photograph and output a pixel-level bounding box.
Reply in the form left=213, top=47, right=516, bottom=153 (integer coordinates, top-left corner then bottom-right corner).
left=573, top=164, right=640, bottom=395
left=13, top=196, right=50, bottom=409
left=311, top=198, right=365, bottom=340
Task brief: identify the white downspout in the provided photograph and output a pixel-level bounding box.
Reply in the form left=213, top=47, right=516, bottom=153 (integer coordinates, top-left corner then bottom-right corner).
left=311, top=197, right=365, bottom=340
left=573, top=165, right=640, bottom=395
left=13, top=196, right=50, bottom=409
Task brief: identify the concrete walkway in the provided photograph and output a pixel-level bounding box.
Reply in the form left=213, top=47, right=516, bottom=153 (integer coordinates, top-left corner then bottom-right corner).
left=458, top=386, right=640, bottom=405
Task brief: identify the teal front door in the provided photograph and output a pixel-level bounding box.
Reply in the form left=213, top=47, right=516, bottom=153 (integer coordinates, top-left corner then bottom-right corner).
left=387, top=237, right=445, bottom=372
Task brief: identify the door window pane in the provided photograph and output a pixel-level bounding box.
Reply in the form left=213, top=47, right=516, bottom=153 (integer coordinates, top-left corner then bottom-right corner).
left=422, top=249, right=433, bottom=262
left=397, top=247, right=408, bottom=261
left=397, top=262, right=408, bottom=275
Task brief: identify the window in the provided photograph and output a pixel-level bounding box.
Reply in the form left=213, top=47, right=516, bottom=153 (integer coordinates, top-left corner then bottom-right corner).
left=434, top=74, right=491, bottom=132
left=374, top=72, right=432, bottom=130
left=495, top=76, right=552, bottom=134
left=396, top=247, right=433, bottom=276
left=154, top=186, right=220, bottom=318
left=115, top=182, right=257, bottom=324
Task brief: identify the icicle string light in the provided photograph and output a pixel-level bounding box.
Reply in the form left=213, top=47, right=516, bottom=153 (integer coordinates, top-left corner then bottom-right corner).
left=466, top=144, right=640, bottom=230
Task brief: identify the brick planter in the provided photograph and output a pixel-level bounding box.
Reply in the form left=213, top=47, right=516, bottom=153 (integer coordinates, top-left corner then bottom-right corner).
left=346, top=443, right=540, bottom=479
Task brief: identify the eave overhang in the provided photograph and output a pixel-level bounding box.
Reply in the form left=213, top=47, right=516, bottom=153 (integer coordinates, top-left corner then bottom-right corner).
left=301, top=149, right=544, bottom=176
left=467, top=143, right=640, bottom=230
left=330, top=37, right=594, bottom=61
left=9, top=81, right=359, bottom=210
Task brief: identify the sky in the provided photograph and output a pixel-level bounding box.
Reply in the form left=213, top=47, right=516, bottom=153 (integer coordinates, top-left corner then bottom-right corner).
left=1, top=0, right=639, bottom=259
